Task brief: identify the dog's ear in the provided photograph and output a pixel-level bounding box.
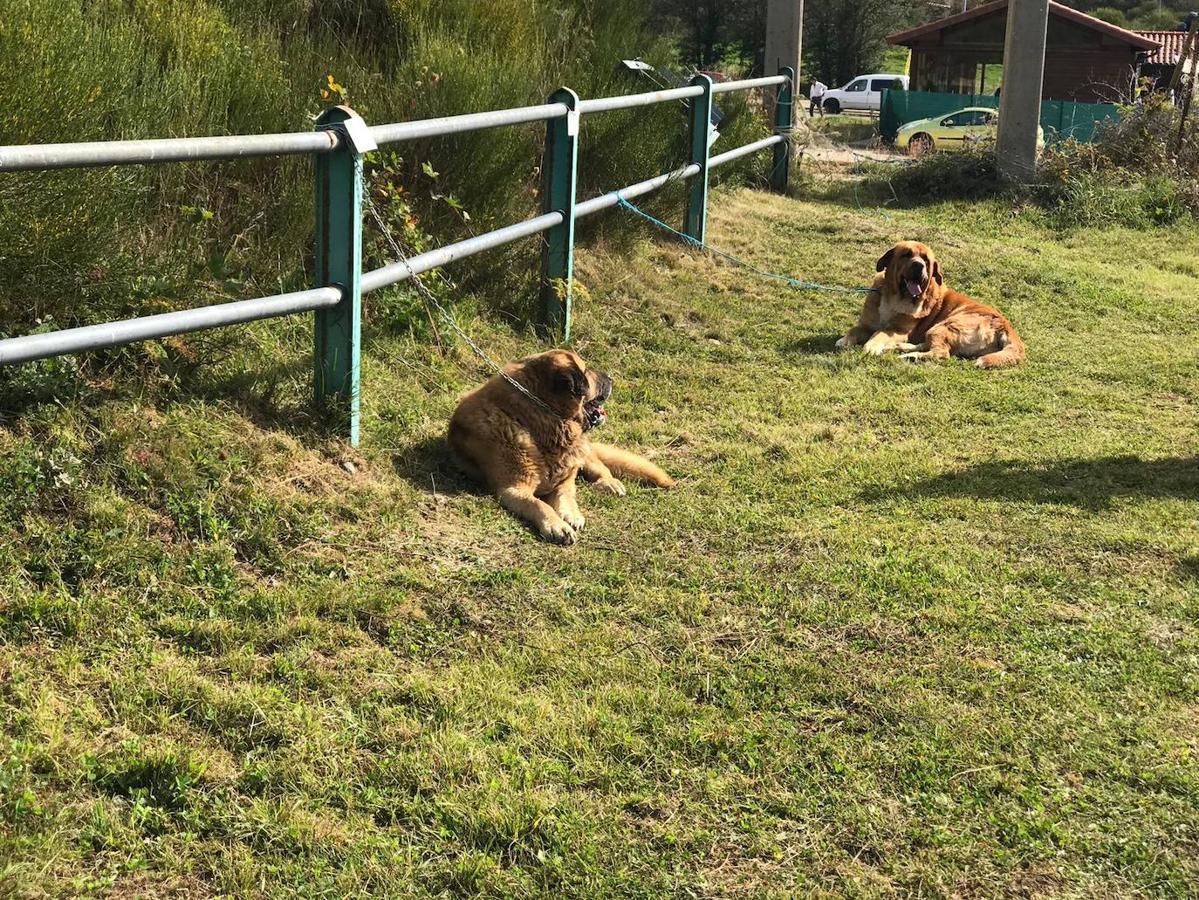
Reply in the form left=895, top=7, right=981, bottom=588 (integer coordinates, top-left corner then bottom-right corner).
left=931, top=258, right=943, bottom=286
left=553, top=367, right=587, bottom=398
left=876, top=247, right=896, bottom=273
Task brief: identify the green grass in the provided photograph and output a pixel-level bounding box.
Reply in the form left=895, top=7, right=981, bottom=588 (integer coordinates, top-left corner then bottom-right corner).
left=2, top=186, right=1198, bottom=896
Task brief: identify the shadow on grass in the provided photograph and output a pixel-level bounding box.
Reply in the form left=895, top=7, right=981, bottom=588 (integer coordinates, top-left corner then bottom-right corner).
left=782, top=333, right=842, bottom=356
left=867, top=455, right=1199, bottom=510
left=1178, top=557, right=1199, bottom=583
left=390, top=433, right=474, bottom=498
left=184, top=354, right=347, bottom=445
left=0, top=341, right=347, bottom=445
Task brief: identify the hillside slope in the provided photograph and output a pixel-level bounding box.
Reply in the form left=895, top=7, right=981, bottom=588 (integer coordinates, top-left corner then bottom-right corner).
left=1065, top=0, right=1195, bottom=30
left=0, top=0, right=766, bottom=361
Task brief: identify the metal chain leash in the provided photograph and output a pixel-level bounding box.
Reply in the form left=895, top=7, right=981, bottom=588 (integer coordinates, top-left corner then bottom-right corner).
left=363, top=195, right=565, bottom=421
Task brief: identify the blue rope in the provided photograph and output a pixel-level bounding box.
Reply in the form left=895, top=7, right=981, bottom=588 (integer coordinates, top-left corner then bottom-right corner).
left=615, top=196, right=875, bottom=296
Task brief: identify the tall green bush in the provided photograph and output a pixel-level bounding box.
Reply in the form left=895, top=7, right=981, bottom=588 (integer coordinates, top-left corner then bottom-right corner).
left=0, top=0, right=770, bottom=361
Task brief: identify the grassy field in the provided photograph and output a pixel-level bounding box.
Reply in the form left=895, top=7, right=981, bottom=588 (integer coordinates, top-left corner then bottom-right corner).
left=2, top=183, right=1198, bottom=896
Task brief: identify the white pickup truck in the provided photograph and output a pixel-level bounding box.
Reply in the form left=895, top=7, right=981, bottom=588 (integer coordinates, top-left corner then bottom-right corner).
left=821, top=74, right=908, bottom=114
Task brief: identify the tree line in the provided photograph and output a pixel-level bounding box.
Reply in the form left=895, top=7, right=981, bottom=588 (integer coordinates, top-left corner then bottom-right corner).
left=654, top=0, right=1197, bottom=87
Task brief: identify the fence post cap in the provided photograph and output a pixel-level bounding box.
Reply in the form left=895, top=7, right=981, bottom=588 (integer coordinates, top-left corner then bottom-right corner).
left=316, top=105, right=377, bottom=153
left=548, top=87, right=580, bottom=107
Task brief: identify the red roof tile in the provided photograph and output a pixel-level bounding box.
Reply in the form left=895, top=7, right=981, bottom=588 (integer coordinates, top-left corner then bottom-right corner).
left=1136, top=31, right=1189, bottom=66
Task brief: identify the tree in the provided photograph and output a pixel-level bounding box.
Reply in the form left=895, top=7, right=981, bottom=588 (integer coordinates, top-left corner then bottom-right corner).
left=1062, top=0, right=1198, bottom=28
left=656, top=0, right=1196, bottom=83
left=656, top=0, right=929, bottom=77
left=802, top=0, right=940, bottom=84
left=1090, top=6, right=1131, bottom=28
left=652, top=0, right=762, bottom=70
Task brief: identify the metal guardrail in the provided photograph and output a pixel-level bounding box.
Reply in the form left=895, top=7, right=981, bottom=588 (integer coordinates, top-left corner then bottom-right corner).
left=0, top=68, right=795, bottom=446
left=0, top=131, right=343, bottom=172
left=0, top=288, right=342, bottom=367
left=369, top=103, right=570, bottom=146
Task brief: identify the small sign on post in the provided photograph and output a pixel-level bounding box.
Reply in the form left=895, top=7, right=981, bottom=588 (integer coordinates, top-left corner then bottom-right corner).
left=314, top=105, right=367, bottom=447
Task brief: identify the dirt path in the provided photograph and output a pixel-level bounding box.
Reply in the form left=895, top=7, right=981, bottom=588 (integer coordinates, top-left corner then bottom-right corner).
left=801, top=143, right=904, bottom=165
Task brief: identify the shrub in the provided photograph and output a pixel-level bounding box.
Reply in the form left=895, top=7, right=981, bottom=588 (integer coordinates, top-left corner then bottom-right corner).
left=856, top=94, right=1199, bottom=229
left=0, top=0, right=771, bottom=376
left=865, top=147, right=1000, bottom=204
left=1031, top=98, right=1198, bottom=229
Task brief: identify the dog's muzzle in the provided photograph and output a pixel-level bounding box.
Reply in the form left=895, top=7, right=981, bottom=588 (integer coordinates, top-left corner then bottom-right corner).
left=583, top=374, right=613, bottom=431
left=903, top=263, right=928, bottom=299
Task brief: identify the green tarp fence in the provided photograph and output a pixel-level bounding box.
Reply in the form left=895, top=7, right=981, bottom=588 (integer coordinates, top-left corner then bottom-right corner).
left=880, top=90, right=1121, bottom=145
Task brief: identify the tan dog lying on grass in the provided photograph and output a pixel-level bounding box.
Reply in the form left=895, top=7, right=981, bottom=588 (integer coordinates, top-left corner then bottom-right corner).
left=837, top=241, right=1026, bottom=369
left=448, top=350, right=675, bottom=544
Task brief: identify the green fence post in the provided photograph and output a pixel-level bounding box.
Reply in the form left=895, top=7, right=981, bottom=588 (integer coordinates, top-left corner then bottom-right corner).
left=314, top=105, right=372, bottom=447
left=771, top=66, right=795, bottom=195
left=539, top=88, right=580, bottom=341
left=684, top=73, right=714, bottom=243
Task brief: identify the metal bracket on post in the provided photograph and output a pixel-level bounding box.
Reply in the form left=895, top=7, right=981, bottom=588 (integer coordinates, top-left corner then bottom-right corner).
left=771, top=67, right=795, bottom=195
left=684, top=74, right=714, bottom=244
left=538, top=88, right=580, bottom=342
left=314, top=105, right=372, bottom=447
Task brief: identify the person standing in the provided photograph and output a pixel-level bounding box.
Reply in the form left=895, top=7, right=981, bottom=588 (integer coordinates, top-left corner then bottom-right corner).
left=808, top=79, right=827, bottom=117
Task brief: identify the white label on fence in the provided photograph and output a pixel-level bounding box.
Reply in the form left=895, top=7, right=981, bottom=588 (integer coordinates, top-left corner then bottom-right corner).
left=567, top=111, right=580, bottom=138
left=343, top=116, right=379, bottom=154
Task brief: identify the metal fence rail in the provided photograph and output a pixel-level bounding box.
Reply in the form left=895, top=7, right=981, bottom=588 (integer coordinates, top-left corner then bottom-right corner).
left=0, top=67, right=795, bottom=446
left=370, top=103, right=569, bottom=145
left=0, top=288, right=341, bottom=367
left=0, top=131, right=342, bottom=172
left=711, top=75, right=788, bottom=95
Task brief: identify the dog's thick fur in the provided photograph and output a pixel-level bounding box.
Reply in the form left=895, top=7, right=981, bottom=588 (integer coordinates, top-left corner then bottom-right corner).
left=447, top=350, right=675, bottom=544
left=836, top=241, right=1025, bottom=369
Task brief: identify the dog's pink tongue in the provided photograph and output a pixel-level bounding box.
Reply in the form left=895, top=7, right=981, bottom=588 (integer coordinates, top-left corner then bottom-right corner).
left=906, top=279, right=923, bottom=298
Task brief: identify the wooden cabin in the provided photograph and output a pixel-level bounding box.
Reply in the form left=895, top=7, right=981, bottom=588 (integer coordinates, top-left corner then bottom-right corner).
left=888, top=0, right=1161, bottom=104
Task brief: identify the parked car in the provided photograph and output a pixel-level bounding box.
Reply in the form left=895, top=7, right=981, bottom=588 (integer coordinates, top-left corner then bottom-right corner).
left=894, top=107, right=1046, bottom=156
left=821, top=74, right=908, bottom=114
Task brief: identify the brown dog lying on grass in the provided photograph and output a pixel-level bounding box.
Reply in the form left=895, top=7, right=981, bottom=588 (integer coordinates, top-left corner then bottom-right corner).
left=448, top=350, right=675, bottom=544
left=837, top=241, right=1025, bottom=369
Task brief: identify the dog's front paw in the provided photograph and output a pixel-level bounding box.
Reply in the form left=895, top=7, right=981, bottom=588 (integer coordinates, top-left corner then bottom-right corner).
left=593, top=477, right=627, bottom=497
left=899, top=350, right=932, bottom=363
left=540, top=518, right=578, bottom=545
left=862, top=333, right=906, bottom=356
left=560, top=507, right=586, bottom=532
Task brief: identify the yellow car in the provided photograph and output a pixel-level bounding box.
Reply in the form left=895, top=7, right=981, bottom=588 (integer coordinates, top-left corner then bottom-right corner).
left=895, top=107, right=1046, bottom=156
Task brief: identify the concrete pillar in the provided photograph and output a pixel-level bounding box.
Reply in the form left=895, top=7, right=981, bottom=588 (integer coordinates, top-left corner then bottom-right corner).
left=765, top=0, right=803, bottom=127
left=995, top=0, right=1049, bottom=183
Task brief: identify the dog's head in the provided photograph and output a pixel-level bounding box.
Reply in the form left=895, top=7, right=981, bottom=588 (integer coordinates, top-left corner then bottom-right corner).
left=876, top=241, right=943, bottom=313
left=521, top=349, right=613, bottom=431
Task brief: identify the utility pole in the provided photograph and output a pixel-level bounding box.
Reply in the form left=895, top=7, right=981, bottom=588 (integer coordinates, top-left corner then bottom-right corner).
left=995, top=0, right=1049, bottom=183
left=766, top=0, right=803, bottom=127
